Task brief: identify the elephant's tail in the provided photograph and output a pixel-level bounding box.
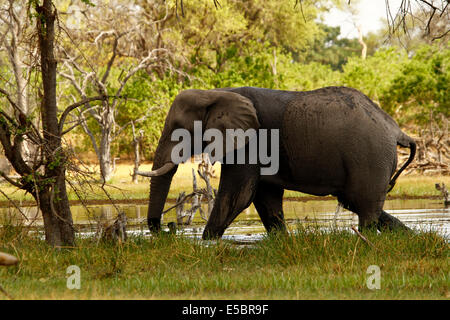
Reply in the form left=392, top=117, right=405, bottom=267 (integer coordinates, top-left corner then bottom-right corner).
left=387, top=133, right=416, bottom=193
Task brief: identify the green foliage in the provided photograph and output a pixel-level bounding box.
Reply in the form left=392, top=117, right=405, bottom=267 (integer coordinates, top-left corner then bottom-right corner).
left=189, top=41, right=280, bottom=89
left=381, top=43, right=450, bottom=124
left=233, top=0, right=323, bottom=54
left=47, top=1, right=449, bottom=159
left=172, top=0, right=324, bottom=70
left=67, top=40, right=448, bottom=159
left=80, top=0, right=95, bottom=6
left=340, top=47, right=407, bottom=105
left=117, top=71, right=183, bottom=159
left=279, top=60, right=340, bottom=91
left=299, top=24, right=363, bottom=70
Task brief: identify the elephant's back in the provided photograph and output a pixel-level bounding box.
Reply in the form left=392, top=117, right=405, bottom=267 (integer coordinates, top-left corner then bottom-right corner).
left=281, top=86, right=398, bottom=190
left=282, top=86, right=399, bottom=143
left=228, top=87, right=298, bottom=129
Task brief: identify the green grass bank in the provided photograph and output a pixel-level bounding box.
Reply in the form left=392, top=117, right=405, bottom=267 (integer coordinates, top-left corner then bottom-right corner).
left=0, top=226, right=448, bottom=299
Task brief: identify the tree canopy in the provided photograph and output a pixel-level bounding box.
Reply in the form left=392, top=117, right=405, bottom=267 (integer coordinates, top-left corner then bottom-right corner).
left=1, top=0, right=448, bottom=162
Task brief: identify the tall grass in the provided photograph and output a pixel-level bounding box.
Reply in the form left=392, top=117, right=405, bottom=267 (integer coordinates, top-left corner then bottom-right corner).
left=0, top=224, right=448, bottom=299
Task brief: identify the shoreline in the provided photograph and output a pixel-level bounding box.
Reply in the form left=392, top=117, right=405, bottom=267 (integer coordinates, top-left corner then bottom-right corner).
left=0, top=194, right=443, bottom=208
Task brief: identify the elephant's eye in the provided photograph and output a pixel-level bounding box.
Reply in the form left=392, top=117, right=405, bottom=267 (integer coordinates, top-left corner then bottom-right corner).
left=172, top=118, right=184, bottom=130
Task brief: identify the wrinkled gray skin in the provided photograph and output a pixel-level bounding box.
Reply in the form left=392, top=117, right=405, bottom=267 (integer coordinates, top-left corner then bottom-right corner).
left=147, top=87, right=416, bottom=239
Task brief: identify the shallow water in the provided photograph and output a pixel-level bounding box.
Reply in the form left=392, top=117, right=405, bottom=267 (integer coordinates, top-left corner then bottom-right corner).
left=1, top=198, right=449, bottom=241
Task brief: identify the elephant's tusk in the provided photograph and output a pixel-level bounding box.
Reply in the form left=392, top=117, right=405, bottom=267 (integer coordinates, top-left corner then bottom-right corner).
left=134, top=162, right=176, bottom=177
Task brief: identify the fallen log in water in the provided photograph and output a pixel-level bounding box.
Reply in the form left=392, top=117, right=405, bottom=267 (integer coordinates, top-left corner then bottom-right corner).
left=172, top=156, right=217, bottom=227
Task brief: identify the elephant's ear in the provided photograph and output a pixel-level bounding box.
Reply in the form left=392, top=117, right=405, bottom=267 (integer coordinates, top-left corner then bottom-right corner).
left=175, top=89, right=259, bottom=154
left=204, top=91, right=259, bottom=131
left=175, top=89, right=259, bottom=130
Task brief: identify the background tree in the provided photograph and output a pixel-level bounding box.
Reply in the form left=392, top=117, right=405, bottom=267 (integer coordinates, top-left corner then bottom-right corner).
left=381, top=43, right=449, bottom=124
left=59, top=1, right=174, bottom=181
left=0, top=0, right=107, bottom=246
left=0, top=0, right=448, bottom=247
left=300, top=24, right=373, bottom=70
left=0, top=0, right=36, bottom=161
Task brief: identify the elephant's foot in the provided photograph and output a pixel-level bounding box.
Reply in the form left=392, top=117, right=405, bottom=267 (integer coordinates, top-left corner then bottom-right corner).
left=357, top=222, right=379, bottom=234
left=202, top=225, right=225, bottom=240
left=265, top=220, right=288, bottom=235
left=377, top=210, right=412, bottom=232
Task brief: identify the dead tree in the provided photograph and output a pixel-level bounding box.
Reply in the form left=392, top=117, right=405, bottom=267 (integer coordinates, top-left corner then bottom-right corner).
left=165, top=160, right=217, bottom=227
left=198, top=153, right=216, bottom=178
left=384, top=0, right=450, bottom=41
left=96, top=212, right=128, bottom=243
left=398, top=116, right=449, bottom=175
left=131, top=121, right=144, bottom=184
left=59, top=2, right=171, bottom=182
left=197, top=158, right=217, bottom=221
left=175, top=169, right=204, bottom=225
left=435, top=183, right=450, bottom=206
left=0, top=0, right=35, bottom=162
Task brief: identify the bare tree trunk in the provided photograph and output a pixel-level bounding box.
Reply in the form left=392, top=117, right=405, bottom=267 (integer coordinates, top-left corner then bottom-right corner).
left=131, top=121, right=143, bottom=183
left=357, top=24, right=367, bottom=60
left=36, top=0, right=74, bottom=246
left=1, top=0, right=35, bottom=162
left=99, top=129, right=113, bottom=183
left=132, top=147, right=140, bottom=184
left=38, top=179, right=74, bottom=246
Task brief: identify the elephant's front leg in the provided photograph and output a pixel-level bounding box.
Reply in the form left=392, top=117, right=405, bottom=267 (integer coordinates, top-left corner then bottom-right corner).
left=202, top=163, right=260, bottom=240
left=253, top=181, right=287, bottom=233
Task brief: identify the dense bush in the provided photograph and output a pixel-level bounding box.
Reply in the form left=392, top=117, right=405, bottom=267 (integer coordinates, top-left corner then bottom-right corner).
left=381, top=43, right=449, bottom=124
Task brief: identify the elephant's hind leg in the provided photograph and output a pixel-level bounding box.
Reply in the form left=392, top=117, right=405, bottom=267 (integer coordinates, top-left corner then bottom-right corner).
left=253, top=182, right=287, bottom=234
left=353, top=198, right=385, bottom=232
left=343, top=188, right=410, bottom=232
left=342, top=173, right=388, bottom=232
left=377, top=210, right=411, bottom=231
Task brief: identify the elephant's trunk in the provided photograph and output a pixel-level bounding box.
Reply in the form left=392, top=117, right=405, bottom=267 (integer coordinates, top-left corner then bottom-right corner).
left=147, top=139, right=178, bottom=232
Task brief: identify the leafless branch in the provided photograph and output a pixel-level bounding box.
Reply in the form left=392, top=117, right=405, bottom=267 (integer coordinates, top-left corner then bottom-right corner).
left=0, top=170, right=22, bottom=188
left=58, top=95, right=109, bottom=134
left=0, top=188, right=29, bottom=221
left=351, top=226, right=377, bottom=249
left=385, top=0, right=449, bottom=40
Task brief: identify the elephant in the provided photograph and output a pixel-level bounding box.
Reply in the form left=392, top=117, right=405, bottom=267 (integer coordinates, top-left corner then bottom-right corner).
left=144, top=86, right=416, bottom=239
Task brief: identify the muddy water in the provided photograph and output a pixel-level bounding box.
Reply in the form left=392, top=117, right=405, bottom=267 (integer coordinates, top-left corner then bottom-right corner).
left=1, top=198, right=449, bottom=241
